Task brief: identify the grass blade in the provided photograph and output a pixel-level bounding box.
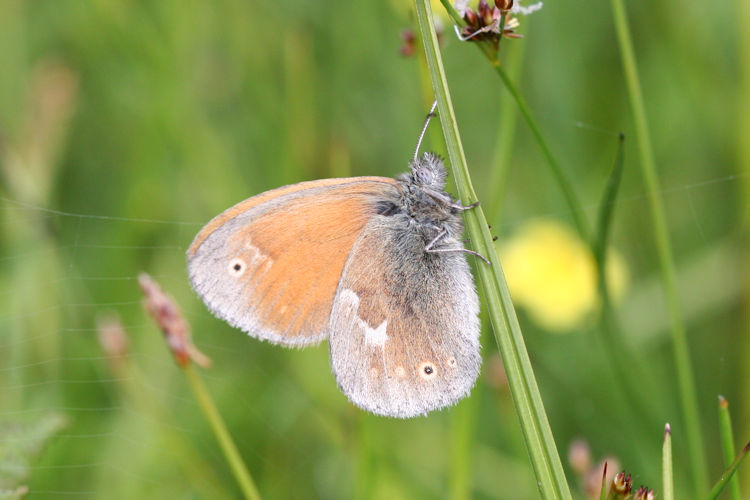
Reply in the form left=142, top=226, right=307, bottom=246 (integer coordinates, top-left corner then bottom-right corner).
left=415, top=1, right=571, bottom=498
left=185, top=365, right=263, bottom=500
left=718, top=396, right=742, bottom=500
left=594, top=133, right=625, bottom=264
left=609, top=0, right=709, bottom=493
left=707, top=442, right=750, bottom=500
left=592, top=135, right=656, bottom=428
left=663, top=423, right=674, bottom=500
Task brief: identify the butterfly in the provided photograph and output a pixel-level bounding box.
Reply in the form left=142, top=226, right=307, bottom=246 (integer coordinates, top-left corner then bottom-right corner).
left=187, top=109, right=483, bottom=418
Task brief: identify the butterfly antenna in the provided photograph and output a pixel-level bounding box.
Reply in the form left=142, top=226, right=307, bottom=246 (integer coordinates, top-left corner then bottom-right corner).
left=413, top=100, right=438, bottom=163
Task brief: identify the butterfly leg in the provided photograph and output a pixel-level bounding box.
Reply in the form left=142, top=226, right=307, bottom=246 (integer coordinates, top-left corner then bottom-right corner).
left=450, top=200, right=480, bottom=211
left=424, top=229, right=491, bottom=265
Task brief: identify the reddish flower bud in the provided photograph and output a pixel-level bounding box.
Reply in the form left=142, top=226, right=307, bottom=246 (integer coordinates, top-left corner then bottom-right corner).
left=495, top=0, right=514, bottom=12
left=612, top=471, right=632, bottom=495
left=478, top=0, right=494, bottom=25
left=634, top=487, right=655, bottom=500
left=464, top=7, right=478, bottom=26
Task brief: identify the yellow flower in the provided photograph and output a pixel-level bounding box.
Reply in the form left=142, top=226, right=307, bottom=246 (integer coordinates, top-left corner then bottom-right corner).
left=498, top=219, right=628, bottom=332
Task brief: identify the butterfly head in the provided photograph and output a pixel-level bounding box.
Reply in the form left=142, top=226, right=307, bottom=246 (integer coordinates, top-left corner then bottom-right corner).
left=409, top=152, right=447, bottom=192
left=394, top=152, right=463, bottom=239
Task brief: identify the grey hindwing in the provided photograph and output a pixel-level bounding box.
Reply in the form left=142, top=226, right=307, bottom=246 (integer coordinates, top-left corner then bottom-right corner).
left=328, top=215, right=481, bottom=418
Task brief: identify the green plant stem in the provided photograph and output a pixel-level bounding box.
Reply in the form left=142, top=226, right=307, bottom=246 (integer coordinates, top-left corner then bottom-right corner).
left=184, top=364, right=262, bottom=500
left=438, top=0, right=590, bottom=243
left=490, top=63, right=590, bottom=242
left=609, top=0, right=709, bottom=494
left=707, top=443, right=750, bottom=500
left=487, top=32, right=525, bottom=221
left=663, top=424, right=674, bottom=500
left=115, top=361, right=234, bottom=498
left=415, top=1, right=571, bottom=498
left=718, top=396, right=742, bottom=500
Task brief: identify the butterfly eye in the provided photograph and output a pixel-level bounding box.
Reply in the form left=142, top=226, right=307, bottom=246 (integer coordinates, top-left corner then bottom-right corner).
left=413, top=166, right=435, bottom=186
left=228, top=258, right=246, bottom=277
left=419, top=361, right=437, bottom=380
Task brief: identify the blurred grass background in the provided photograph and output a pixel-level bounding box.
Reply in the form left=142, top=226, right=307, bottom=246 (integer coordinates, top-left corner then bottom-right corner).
left=0, top=0, right=747, bottom=498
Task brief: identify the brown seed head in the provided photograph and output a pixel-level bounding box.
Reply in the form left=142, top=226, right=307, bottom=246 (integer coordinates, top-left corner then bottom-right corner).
left=138, top=273, right=211, bottom=368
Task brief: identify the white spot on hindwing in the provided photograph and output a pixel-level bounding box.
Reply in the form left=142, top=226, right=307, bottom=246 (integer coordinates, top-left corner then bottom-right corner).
left=364, top=319, right=388, bottom=346
left=339, top=289, right=389, bottom=347
left=228, top=258, right=246, bottom=277
left=419, top=361, right=437, bottom=380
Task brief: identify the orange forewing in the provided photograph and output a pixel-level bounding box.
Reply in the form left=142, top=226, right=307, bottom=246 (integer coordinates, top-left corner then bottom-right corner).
left=188, top=177, right=399, bottom=346
left=187, top=176, right=390, bottom=256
